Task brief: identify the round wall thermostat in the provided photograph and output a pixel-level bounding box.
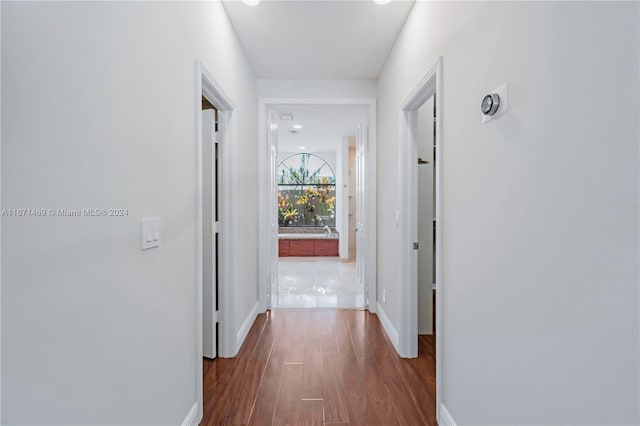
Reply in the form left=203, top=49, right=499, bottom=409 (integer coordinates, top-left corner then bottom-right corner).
left=481, top=93, right=500, bottom=116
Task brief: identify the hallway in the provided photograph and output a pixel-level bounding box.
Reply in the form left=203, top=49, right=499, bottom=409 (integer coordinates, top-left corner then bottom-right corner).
left=3, top=1, right=639, bottom=425
left=202, top=309, right=436, bottom=425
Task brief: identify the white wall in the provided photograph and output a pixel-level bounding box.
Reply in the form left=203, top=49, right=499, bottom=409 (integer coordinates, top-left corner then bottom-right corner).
left=258, top=79, right=376, bottom=99
left=1, top=2, right=258, bottom=425
left=377, top=1, right=639, bottom=424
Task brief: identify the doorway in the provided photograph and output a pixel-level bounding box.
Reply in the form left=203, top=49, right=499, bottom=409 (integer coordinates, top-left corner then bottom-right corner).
left=195, top=59, right=236, bottom=424
left=397, top=57, right=443, bottom=421
left=270, top=105, right=368, bottom=309
left=258, top=99, right=377, bottom=312
left=417, top=95, right=435, bottom=337
left=201, top=98, right=219, bottom=359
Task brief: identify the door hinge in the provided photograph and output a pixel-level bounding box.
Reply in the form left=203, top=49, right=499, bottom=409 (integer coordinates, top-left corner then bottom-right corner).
left=213, top=131, right=219, bottom=144
left=214, top=221, right=220, bottom=234
left=214, top=311, right=220, bottom=323
left=413, top=242, right=419, bottom=250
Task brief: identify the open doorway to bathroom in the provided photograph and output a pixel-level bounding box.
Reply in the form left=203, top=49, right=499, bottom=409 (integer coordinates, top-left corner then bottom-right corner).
left=271, top=104, right=368, bottom=309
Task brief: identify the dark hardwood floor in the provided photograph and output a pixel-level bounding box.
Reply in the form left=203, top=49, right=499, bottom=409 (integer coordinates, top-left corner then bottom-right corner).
left=202, top=309, right=436, bottom=425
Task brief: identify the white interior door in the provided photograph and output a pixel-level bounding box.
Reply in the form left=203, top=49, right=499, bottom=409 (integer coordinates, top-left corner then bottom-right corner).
left=202, top=108, right=217, bottom=359
left=268, top=110, right=279, bottom=308
left=355, top=122, right=367, bottom=300
left=417, top=96, right=434, bottom=335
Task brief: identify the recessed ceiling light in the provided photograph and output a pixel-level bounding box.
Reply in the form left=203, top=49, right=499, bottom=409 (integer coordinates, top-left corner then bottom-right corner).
left=242, top=0, right=260, bottom=5
left=298, top=146, right=306, bottom=150
left=373, top=0, right=392, bottom=4
left=292, top=124, right=302, bottom=130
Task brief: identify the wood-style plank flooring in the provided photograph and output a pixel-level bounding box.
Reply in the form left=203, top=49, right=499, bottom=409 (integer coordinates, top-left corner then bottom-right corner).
left=202, top=309, right=436, bottom=425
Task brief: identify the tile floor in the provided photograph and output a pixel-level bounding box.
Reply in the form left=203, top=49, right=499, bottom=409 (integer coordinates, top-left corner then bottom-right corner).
left=274, top=257, right=365, bottom=308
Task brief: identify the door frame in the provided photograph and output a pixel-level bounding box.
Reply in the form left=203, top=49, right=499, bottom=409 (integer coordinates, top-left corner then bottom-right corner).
left=258, top=98, right=377, bottom=312
left=397, top=57, right=443, bottom=420
left=355, top=120, right=367, bottom=289
left=194, top=59, right=236, bottom=424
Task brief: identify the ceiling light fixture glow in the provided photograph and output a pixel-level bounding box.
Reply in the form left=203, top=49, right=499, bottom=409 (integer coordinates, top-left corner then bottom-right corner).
left=241, top=0, right=261, bottom=6
left=298, top=146, right=306, bottom=150
left=373, top=0, right=392, bottom=4
left=292, top=124, right=302, bottom=130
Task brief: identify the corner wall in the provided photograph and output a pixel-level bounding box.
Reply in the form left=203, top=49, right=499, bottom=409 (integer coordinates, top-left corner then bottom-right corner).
left=1, top=2, right=258, bottom=424
left=377, top=2, right=639, bottom=424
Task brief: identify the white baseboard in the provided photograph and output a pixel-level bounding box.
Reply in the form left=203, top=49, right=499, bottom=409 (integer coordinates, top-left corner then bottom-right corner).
left=236, top=301, right=260, bottom=351
left=438, top=403, right=456, bottom=426
left=375, top=302, right=400, bottom=353
left=181, top=402, right=199, bottom=426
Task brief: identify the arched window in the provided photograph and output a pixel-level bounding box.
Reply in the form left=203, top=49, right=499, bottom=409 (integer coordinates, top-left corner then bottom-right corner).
left=277, top=153, right=336, bottom=227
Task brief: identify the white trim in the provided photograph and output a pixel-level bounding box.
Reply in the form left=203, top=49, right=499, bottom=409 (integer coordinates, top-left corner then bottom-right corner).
left=258, top=100, right=268, bottom=312
left=258, top=107, right=279, bottom=311
left=181, top=402, right=199, bottom=426
left=195, top=59, right=236, bottom=426
left=438, top=403, right=456, bottom=426
left=237, top=301, right=260, bottom=349
left=376, top=303, right=400, bottom=352
left=337, top=136, right=350, bottom=261
left=434, top=58, right=444, bottom=423
left=397, top=57, right=444, bottom=415
left=637, top=6, right=640, bottom=424
left=258, top=98, right=377, bottom=313
left=0, top=3, right=3, bottom=420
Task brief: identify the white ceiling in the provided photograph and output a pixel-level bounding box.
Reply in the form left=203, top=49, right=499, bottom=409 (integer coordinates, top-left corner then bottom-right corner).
left=276, top=104, right=367, bottom=152
left=221, top=0, right=415, bottom=79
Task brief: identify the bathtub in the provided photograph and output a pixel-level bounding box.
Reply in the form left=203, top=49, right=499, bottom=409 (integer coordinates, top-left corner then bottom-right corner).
left=278, top=233, right=339, bottom=256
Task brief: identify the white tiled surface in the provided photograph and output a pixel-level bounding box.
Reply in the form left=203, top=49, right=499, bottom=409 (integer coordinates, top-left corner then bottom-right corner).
left=274, top=257, right=365, bottom=308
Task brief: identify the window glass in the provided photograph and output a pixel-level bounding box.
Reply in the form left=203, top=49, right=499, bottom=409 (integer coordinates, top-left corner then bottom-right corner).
left=277, top=153, right=336, bottom=228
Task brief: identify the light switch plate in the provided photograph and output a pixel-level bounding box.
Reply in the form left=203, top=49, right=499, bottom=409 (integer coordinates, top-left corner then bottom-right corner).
left=141, top=218, right=161, bottom=250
